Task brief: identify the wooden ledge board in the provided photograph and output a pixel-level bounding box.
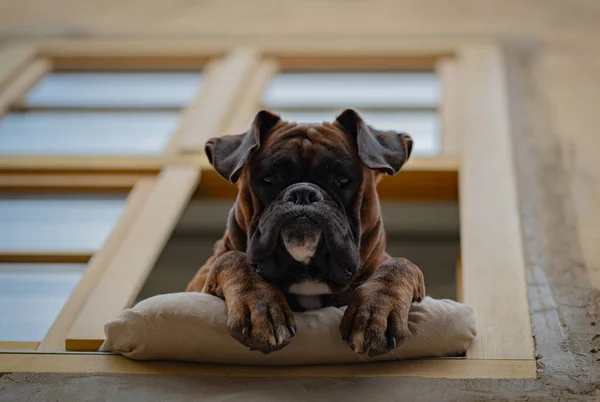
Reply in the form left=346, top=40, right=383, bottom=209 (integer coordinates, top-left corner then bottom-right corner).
left=37, top=41, right=228, bottom=58
left=437, top=57, right=463, bottom=156
left=459, top=44, right=534, bottom=359
left=0, top=156, right=458, bottom=201
left=0, top=58, right=51, bottom=116
left=38, top=179, right=156, bottom=351
left=195, top=157, right=459, bottom=201
left=66, top=166, right=200, bottom=351
left=0, top=155, right=202, bottom=174
left=0, top=155, right=456, bottom=173
left=0, top=252, right=92, bottom=264
left=52, top=56, right=213, bottom=71
left=31, top=38, right=472, bottom=57
left=178, top=48, right=260, bottom=152
left=0, top=174, right=150, bottom=193
left=195, top=168, right=458, bottom=202
left=0, top=342, right=38, bottom=351
left=0, top=44, right=37, bottom=91
left=222, top=58, right=280, bottom=135
left=0, top=354, right=536, bottom=379
left=163, top=60, right=221, bottom=155
left=277, top=55, right=443, bottom=71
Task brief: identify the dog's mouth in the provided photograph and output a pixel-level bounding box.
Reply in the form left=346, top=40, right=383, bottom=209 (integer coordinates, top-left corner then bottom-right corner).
left=280, top=216, right=323, bottom=265
left=249, top=207, right=359, bottom=286
left=247, top=182, right=360, bottom=286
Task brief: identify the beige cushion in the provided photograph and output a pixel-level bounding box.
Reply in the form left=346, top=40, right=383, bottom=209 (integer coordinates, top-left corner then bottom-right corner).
left=100, top=293, right=476, bottom=365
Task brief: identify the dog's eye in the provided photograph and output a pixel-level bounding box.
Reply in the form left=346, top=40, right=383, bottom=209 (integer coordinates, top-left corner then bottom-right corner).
left=334, top=176, right=349, bottom=187
left=263, top=176, right=278, bottom=184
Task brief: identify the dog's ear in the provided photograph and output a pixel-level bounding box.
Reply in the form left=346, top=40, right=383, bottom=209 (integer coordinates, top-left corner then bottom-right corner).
left=205, top=110, right=281, bottom=183
left=336, top=109, right=413, bottom=175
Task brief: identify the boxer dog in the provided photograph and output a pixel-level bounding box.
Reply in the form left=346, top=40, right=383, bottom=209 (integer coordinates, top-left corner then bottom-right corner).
left=187, top=109, right=425, bottom=356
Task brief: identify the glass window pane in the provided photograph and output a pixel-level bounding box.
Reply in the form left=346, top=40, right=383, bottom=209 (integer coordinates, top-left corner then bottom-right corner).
left=274, top=110, right=440, bottom=157
left=0, top=112, right=180, bottom=156
left=25, top=72, right=203, bottom=108
left=0, top=263, right=85, bottom=342
left=0, top=195, right=126, bottom=252
left=263, top=73, right=440, bottom=109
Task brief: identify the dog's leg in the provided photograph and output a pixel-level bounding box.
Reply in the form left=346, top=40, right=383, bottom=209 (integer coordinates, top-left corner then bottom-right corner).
left=202, top=250, right=297, bottom=354
left=340, top=257, right=425, bottom=356
left=186, top=259, right=212, bottom=293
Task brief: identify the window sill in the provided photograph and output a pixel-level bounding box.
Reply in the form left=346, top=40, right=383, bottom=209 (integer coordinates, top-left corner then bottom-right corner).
left=0, top=353, right=536, bottom=379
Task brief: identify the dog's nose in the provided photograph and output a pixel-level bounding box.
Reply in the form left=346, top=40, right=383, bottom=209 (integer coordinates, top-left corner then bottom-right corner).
left=283, top=184, right=324, bottom=205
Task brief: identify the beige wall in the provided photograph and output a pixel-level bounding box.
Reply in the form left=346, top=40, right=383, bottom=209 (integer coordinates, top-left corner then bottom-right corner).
left=0, top=0, right=597, bottom=47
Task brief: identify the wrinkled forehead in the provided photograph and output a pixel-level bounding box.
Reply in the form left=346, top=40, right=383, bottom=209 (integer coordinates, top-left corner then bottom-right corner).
left=253, top=121, right=358, bottom=166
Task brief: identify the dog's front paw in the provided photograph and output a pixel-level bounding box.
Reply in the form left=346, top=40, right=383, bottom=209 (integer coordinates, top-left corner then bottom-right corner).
left=340, top=283, right=412, bottom=356
left=227, top=284, right=296, bottom=354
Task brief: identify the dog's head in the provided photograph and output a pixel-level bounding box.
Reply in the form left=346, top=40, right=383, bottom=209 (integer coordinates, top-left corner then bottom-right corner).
left=206, top=109, right=412, bottom=296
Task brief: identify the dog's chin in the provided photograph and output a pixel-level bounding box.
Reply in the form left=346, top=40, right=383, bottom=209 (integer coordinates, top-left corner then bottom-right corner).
left=248, top=198, right=361, bottom=286
left=280, top=217, right=322, bottom=265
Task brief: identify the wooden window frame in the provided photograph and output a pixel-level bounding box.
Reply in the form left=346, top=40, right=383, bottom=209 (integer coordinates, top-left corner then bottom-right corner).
left=0, top=39, right=534, bottom=379
left=0, top=174, right=152, bottom=351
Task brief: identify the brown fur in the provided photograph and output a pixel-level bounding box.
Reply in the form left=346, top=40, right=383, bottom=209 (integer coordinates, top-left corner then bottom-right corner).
left=187, top=113, right=425, bottom=356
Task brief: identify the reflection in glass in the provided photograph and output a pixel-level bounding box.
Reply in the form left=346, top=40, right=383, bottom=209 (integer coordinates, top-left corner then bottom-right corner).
left=0, top=112, right=180, bottom=156
left=0, top=195, right=126, bottom=252
left=0, top=263, right=86, bottom=341
left=26, top=72, right=203, bottom=108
